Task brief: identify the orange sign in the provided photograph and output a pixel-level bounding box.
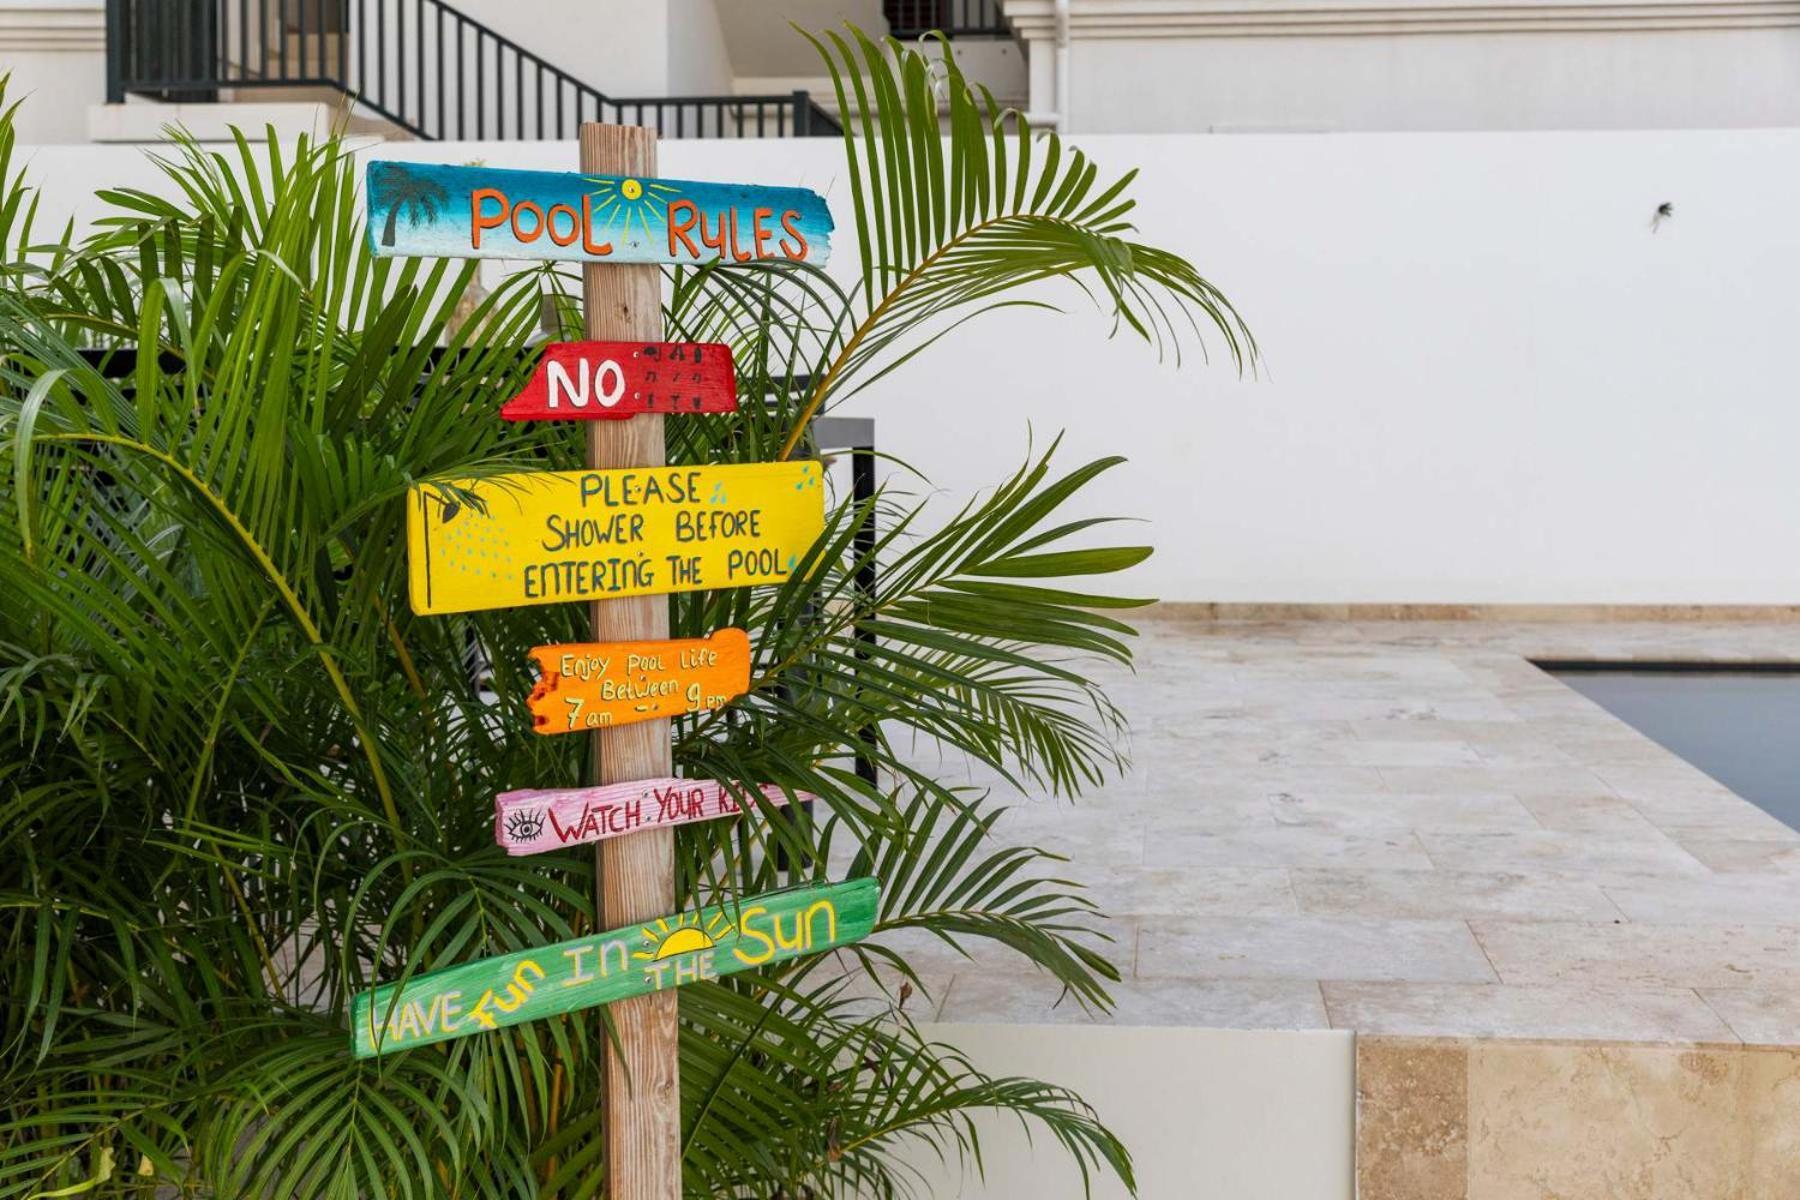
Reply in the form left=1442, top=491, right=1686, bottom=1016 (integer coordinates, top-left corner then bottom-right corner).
left=527, top=628, right=751, bottom=736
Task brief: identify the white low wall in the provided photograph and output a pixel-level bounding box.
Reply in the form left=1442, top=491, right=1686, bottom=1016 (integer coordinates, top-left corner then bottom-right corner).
left=12, top=126, right=1800, bottom=604
left=0, top=1, right=105, bottom=144
left=908, top=1024, right=1355, bottom=1199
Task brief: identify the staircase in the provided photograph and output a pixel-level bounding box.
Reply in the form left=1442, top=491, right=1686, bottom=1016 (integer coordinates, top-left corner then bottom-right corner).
left=103, top=0, right=841, bottom=140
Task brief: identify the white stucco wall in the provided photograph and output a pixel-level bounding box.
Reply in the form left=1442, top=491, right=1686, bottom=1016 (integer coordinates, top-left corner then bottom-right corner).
left=10, top=127, right=1800, bottom=604
left=663, top=0, right=733, bottom=96
left=1054, top=29, right=1800, bottom=133
left=908, top=1024, right=1355, bottom=1199
left=449, top=0, right=675, bottom=96
left=0, top=0, right=105, bottom=143
left=1004, top=1, right=1800, bottom=134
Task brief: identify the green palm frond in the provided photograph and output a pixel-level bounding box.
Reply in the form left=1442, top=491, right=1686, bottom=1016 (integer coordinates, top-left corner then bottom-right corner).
left=773, top=26, right=1256, bottom=458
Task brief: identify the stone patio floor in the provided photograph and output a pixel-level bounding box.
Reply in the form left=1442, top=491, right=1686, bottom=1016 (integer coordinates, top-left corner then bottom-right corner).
left=890, top=617, right=1800, bottom=1045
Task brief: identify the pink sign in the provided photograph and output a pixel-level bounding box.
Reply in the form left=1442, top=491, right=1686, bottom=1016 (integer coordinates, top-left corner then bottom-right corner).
left=494, top=778, right=809, bottom=856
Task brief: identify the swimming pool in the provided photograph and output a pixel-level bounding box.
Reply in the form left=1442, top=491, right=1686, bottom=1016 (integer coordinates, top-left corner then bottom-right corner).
left=1541, top=663, right=1800, bottom=832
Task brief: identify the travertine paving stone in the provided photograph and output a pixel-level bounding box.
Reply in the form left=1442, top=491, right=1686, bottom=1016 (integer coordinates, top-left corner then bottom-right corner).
left=1696, top=988, right=1800, bottom=1045
left=1417, top=829, right=1710, bottom=881
left=1136, top=915, right=1496, bottom=983
left=898, top=617, right=1800, bottom=1045
left=1356, top=1039, right=1469, bottom=1200
left=1360, top=1037, right=1800, bottom=1200
left=1082, top=866, right=1299, bottom=917
left=1324, top=982, right=1736, bottom=1042
left=1291, top=868, right=1621, bottom=921
left=1472, top=920, right=1800, bottom=989
left=937, top=973, right=1330, bottom=1029
left=1465, top=1041, right=1800, bottom=1199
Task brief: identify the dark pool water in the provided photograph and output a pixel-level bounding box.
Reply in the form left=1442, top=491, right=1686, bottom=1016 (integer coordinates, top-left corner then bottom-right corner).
left=1544, top=665, right=1800, bottom=832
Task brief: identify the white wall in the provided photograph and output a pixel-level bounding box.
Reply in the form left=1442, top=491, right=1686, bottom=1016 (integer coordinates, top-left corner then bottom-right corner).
left=906, top=1024, right=1354, bottom=1199
left=0, top=0, right=105, bottom=143
left=1005, top=0, right=1800, bottom=134
left=1062, top=30, right=1800, bottom=133
left=445, top=0, right=732, bottom=99
left=451, top=0, right=674, bottom=96
left=664, top=0, right=734, bottom=96
left=12, top=128, right=1800, bottom=604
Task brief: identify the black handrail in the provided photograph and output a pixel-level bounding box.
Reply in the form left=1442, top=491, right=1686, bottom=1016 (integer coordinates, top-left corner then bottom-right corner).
left=104, top=0, right=842, bottom=140
left=885, top=0, right=1012, bottom=39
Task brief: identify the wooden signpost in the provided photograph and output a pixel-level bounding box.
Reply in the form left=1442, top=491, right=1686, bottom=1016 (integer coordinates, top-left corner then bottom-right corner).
left=495, top=779, right=811, bottom=856
left=365, top=160, right=833, bottom=266
left=353, top=878, right=878, bottom=1058
left=576, top=127, right=681, bottom=1198
left=376, top=127, right=845, bottom=1200
left=406, top=461, right=824, bottom=616
left=501, top=341, right=738, bottom=421
left=526, top=628, right=751, bottom=735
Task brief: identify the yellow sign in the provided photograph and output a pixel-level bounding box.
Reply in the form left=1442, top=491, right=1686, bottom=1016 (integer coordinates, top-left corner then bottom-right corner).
left=407, top=462, right=824, bottom=615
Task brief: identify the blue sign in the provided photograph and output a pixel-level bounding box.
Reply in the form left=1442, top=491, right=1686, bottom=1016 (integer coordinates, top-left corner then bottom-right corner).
left=365, top=160, right=833, bottom=266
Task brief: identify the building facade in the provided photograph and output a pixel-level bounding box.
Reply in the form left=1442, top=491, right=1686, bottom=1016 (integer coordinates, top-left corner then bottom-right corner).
left=5, top=0, right=1797, bottom=144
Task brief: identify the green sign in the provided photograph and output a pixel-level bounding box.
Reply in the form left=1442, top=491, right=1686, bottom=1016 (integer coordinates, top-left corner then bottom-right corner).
left=352, top=878, right=879, bottom=1058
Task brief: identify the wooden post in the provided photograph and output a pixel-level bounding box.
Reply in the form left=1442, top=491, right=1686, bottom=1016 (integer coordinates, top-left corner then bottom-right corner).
left=579, top=122, right=681, bottom=1200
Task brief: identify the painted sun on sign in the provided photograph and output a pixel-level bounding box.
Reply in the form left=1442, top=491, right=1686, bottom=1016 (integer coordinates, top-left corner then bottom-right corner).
left=636, top=910, right=736, bottom=963
left=584, top=174, right=678, bottom=250
left=366, top=161, right=834, bottom=266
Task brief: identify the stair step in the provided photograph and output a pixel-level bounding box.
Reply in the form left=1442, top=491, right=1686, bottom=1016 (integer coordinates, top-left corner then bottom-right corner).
left=90, top=99, right=407, bottom=143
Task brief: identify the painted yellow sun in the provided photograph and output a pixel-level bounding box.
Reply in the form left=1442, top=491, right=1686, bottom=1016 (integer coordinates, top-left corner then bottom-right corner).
left=585, top=176, right=679, bottom=245
left=633, top=911, right=734, bottom=962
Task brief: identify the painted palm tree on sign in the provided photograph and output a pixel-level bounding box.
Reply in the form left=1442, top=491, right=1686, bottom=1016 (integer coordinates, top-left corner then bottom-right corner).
left=370, top=160, right=450, bottom=247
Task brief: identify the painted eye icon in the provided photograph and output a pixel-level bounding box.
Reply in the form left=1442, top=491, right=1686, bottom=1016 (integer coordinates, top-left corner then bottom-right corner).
left=504, top=808, right=546, bottom=842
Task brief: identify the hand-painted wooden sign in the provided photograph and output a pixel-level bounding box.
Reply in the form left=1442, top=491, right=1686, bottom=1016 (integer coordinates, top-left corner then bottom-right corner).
left=352, top=877, right=878, bottom=1057
left=366, top=160, right=833, bottom=265
left=525, top=628, right=751, bottom=736
left=500, top=341, right=738, bottom=422
left=407, top=461, right=824, bottom=616
left=495, top=778, right=811, bottom=855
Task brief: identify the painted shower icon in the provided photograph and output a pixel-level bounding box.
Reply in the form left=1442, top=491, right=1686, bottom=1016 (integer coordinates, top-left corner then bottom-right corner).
left=709, top=481, right=729, bottom=504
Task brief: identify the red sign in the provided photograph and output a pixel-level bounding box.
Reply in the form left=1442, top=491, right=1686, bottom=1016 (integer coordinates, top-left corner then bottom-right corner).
left=500, top=341, right=738, bottom=421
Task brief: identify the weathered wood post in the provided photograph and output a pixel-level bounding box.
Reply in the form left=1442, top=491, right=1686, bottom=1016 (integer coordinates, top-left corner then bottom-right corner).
left=578, top=121, right=682, bottom=1200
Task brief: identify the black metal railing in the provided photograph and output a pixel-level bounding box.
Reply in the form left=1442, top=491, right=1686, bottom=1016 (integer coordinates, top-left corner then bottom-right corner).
left=105, top=0, right=841, bottom=140
left=885, top=0, right=1012, bottom=38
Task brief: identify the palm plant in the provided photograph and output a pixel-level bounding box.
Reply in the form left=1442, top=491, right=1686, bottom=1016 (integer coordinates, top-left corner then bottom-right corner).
left=0, top=29, right=1250, bottom=1200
